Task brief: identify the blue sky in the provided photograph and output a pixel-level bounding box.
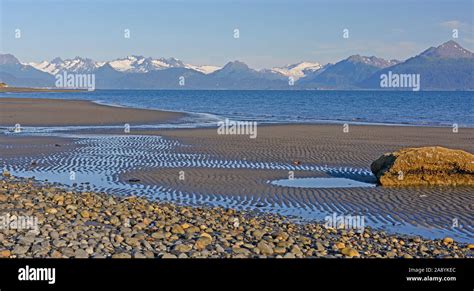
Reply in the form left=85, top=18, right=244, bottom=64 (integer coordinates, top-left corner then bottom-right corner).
left=1, top=0, right=473, bottom=68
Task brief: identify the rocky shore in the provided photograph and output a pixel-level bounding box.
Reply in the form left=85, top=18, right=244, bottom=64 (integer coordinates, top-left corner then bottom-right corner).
left=0, top=174, right=472, bottom=259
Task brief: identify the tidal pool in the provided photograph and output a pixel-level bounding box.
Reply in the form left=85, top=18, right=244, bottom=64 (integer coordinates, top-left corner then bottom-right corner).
left=271, top=177, right=376, bottom=188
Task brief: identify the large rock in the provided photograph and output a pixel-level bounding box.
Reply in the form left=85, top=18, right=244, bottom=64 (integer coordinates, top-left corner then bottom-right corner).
left=371, top=146, right=474, bottom=186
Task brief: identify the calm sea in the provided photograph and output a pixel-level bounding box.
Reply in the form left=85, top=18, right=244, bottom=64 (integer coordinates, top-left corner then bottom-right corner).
left=1, top=90, right=473, bottom=127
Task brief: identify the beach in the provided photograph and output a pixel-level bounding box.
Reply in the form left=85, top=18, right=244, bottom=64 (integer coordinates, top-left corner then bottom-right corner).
left=0, top=97, right=184, bottom=126
left=0, top=97, right=473, bottom=258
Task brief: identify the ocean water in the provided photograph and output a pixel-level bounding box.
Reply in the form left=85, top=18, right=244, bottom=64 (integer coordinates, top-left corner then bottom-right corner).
left=1, top=90, right=473, bottom=127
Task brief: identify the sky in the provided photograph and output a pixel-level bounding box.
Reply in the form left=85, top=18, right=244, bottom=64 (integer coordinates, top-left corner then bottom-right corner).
left=0, top=0, right=473, bottom=69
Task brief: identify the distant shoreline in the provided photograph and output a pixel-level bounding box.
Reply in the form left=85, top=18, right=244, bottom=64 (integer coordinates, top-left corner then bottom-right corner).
left=1, top=87, right=473, bottom=92
left=0, top=87, right=90, bottom=93
left=0, top=97, right=185, bottom=126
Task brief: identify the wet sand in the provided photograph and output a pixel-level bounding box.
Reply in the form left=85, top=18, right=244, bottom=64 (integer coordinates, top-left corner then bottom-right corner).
left=0, top=97, right=184, bottom=126
left=136, top=124, right=474, bottom=168
left=120, top=125, right=473, bottom=240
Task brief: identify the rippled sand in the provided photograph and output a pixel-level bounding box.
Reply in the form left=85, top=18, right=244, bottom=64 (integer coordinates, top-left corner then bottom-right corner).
left=127, top=125, right=474, bottom=241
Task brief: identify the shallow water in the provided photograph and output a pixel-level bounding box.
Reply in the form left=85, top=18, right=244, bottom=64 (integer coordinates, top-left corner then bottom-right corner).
left=271, top=177, right=376, bottom=188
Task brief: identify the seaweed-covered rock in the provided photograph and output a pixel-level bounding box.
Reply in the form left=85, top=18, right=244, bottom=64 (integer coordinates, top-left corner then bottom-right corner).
left=371, top=146, right=474, bottom=186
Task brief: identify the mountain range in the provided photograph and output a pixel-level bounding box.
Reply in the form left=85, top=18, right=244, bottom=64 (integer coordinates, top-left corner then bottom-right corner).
left=1, top=40, right=472, bottom=90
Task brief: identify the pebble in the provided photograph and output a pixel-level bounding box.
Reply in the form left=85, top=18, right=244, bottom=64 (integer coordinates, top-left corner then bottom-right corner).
left=171, top=225, right=185, bottom=235
left=80, top=210, right=90, bottom=219
left=112, top=253, right=132, bottom=259
left=443, top=237, right=454, bottom=244
left=74, top=249, right=89, bottom=258
left=46, top=208, right=58, bottom=215
left=341, top=247, right=359, bottom=257
left=12, top=245, right=29, bottom=255
left=0, top=250, right=11, bottom=258
left=174, top=244, right=193, bottom=253
left=257, top=241, right=274, bottom=256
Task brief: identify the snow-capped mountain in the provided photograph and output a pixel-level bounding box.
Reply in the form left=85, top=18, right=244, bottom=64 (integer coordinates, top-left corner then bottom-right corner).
left=184, top=64, right=220, bottom=74
left=108, top=56, right=220, bottom=74
left=5, top=40, right=472, bottom=90
left=345, top=55, right=400, bottom=68
left=27, top=57, right=102, bottom=74
left=107, top=55, right=184, bottom=73
left=270, top=62, right=324, bottom=80
left=28, top=55, right=221, bottom=75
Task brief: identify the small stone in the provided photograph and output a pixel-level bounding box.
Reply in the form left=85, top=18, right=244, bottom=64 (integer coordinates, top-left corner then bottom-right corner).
left=467, top=244, right=474, bottom=250
left=386, top=251, right=396, bottom=258
left=257, top=241, right=273, bottom=256
left=291, top=245, right=303, bottom=256
left=161, top=253, right=177, bottom=259
left=252, top=230, right=265, bottom=240
left=171, top=225, right=185, bottom=235
left=232, top=247, right=252, bottom=256
left=315, top=242, right=325, bottom=252
left=274, top=247, right=286, bottom=255
left=151, top=232, right=165, bottom=239
left=49, top=231, right=60, bottom=240
left=200, top=232, right=212, bottom=240
left=341, top=247, right=359, bottom=257
left=109, top=216, right=120, bottom=225
left=61, top=248, right=75, bottom=257
left=125, top=237, right=140, bottom=247
left=50, top=250, right=62, bottom=258
left=133, top=252, right=146, bottom=258
left=195, top=237, right=212, bottom=250
left=80, top=210, right=90, bottom=219
left=114, top=235, right=124, bottom=244
left=12, top=245, right=29, bottom=255
left=419, top=245, right=429, bottom=252
left=335, top=242, right=345, bottom=249
left=185, top=226, right=200, bottom=234
left=46, top=208, right=58, bottom=215
left=19, top=235, right=36, bottom=245
left=215, top=244, right=225, bottom=253
left=174, top=244, right=193, bottom=253
left=0, top=250, right=11, bottom=258
left=112, top=252, right=131, bottom=259
left=275, top=232, right=289, bottom=241
left=74, top=249, right=89, bottom=258
left=443, top=237, right=454, bottom=245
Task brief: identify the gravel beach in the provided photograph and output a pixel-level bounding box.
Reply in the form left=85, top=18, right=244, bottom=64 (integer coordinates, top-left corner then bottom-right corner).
left=0, top=174, right=472, bottom=259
